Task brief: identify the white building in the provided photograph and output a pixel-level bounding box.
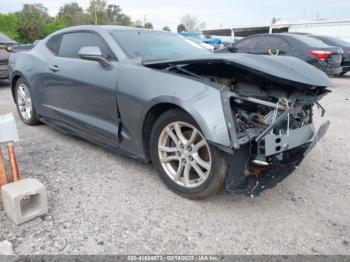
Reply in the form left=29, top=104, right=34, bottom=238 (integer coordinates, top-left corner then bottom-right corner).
left=203, top=19, right=350, bottom=42
left=271, top=20, right=350, bottom=41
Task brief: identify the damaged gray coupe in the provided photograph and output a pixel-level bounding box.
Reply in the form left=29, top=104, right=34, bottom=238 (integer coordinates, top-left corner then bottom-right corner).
left=9, top=26, right=331, bottom=198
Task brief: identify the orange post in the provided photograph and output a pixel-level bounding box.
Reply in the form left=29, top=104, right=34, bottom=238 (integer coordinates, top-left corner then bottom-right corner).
left=7, top=143, right=20, bottom=182
left=0, top=147, right=7, bottom=188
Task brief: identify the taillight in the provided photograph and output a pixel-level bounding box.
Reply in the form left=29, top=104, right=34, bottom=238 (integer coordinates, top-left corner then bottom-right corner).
left=308, top=50, right=332, bottom=60
left=347, top=50, right=350, bottom=55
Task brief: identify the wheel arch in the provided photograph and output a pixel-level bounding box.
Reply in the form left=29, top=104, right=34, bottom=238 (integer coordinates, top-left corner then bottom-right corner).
left=141, top=96, right=228, bottom=161
left=11, top=74, right=21, bottom=103
left=142, top=102, right=184, bottom=161
left=10, top=72, right=28, bottom=103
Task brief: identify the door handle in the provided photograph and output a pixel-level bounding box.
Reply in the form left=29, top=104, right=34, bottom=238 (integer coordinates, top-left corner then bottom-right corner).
left=48, top=65, right=60, bottom=72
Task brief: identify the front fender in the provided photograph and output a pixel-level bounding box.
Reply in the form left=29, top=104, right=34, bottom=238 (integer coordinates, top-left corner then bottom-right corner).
left=117, top=63, right=233, bottom=160
left=142, top=90, right=231, bottom=148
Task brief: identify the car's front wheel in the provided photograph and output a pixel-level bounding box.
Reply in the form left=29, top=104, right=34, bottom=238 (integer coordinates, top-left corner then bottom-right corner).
left=15, top=79, right=39, bottom=125
left=150, top=109, right=227, bottom=199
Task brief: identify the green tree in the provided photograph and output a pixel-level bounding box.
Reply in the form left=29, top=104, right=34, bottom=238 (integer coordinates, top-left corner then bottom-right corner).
left=106, top=4, right=132, bottom=26
left=57, top=2, right=85, bottom=26
left=144, top=22, right=153, bottom=29
left=177, top=24, right=187, bottom=32
left=43, top=19, right=66, bottom=36
left=0, top=14, right=19, bottom=41
left=162, top=26, right=171, bottom=31
left=88, top=0, right=108, bottom=25
left=16, top=4, right=49, bottom=43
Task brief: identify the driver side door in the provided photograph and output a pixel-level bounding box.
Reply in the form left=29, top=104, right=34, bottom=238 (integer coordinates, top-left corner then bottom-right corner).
left=42, top=31, right=120, bottom=145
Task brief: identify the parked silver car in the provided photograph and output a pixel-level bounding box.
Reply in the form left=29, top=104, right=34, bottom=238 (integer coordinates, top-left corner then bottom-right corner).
left=0, top=33, right=17, bottom=79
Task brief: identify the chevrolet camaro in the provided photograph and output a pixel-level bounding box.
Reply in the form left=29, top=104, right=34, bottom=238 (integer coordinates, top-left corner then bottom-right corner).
left=9, top=26, right=331, bottom=199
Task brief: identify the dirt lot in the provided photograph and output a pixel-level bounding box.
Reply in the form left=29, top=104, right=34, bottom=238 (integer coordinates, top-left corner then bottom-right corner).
left=0, top=76, right=349, bottom=255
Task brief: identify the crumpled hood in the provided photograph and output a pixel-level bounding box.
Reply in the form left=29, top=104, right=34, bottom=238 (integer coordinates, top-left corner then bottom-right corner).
left=143, top=53, right=332, bottom=88
left=219, top=53, right=332, bottom=87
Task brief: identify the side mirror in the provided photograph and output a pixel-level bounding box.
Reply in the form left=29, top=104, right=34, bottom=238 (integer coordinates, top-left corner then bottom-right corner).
left=78, top=46, right=111, bottom=67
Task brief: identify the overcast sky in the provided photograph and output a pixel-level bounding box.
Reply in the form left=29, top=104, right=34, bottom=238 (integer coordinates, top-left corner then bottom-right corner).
left=1, top=0, right=350, bottom=31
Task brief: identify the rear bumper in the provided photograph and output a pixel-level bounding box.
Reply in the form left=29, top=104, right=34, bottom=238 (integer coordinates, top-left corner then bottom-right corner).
left=0, top=59, right=9, bottom=79
left=312, top=61, right=342, bottom=76
left=0, top=65, right=9, bottom=79
left=319, top=65, right=342, bottom=76
left=341, top=61, right=350, bottom=73
left=342, top=66, right=350, bottom=73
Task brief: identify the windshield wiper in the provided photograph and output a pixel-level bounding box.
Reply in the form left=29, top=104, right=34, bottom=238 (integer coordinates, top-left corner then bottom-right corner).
left=165, top=64, right=200, bottom=79
left=143, top=58, right=170, bottom=63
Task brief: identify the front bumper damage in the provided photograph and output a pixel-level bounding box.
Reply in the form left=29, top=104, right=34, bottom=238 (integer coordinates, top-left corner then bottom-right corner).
left=145, top=55, right=331, bottom=196
left=220, top=89, right=330, bottom=197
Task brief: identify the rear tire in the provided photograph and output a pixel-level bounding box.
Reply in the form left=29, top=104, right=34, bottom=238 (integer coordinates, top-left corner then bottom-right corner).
left=15, top=79, right=40, bottom=125
left=150, top=109, right=227, bottom=199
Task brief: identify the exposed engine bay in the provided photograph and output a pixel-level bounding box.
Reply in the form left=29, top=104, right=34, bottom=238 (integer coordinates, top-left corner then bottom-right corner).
left=146, top=59, right=331, bottom=196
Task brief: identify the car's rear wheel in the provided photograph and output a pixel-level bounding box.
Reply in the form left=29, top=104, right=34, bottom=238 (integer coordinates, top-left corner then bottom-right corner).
left=150, top=109, right=227, bottom=199
left=15, top=79, right=39, bottom=125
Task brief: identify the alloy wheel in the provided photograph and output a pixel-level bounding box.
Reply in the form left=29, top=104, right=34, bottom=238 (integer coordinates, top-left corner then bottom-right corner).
left=158, top=121, right=212, bottom=188
left=17, top=83, right=33, bottom=121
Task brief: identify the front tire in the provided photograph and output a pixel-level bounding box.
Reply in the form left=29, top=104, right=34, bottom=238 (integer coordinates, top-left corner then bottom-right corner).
left=150, top=109, right=227, bottom=199
left=15, top=79, right=40, bottom=125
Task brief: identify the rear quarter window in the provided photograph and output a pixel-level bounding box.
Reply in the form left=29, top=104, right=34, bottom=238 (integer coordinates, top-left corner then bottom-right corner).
left=46, top=34, right=62, bottom=55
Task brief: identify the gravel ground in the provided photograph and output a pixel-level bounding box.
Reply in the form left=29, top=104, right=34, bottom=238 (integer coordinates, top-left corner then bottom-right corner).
left=0, top=76, right=349, bottom=255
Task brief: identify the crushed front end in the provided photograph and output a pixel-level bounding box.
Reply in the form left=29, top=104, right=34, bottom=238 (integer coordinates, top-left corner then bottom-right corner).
left=144, top=55, right=332, bottom=196
left=221, top=82, right=330, bottom=196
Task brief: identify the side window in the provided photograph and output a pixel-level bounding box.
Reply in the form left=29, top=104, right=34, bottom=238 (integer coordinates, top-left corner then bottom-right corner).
left=256, top=36, right=282, bottom=50
left=46, top=34, right=62, bottom=55
left=279, top=38, right=290, bottom=50
left=58, top=32, right=114, bottom=60
left=234, top=37, right=258, bottom=49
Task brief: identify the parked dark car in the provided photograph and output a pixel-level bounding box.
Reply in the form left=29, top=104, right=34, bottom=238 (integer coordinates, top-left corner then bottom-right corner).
left=217, top=33, right=343, bottom=76
left=9, top=26, right=331, bottom=198
left=311, top=35, right=350, bottom=75
left=0, top=33, right=17, bottom=79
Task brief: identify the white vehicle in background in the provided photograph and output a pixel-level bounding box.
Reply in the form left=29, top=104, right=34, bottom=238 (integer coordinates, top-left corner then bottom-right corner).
left=186, top=37, right=215, bottom=51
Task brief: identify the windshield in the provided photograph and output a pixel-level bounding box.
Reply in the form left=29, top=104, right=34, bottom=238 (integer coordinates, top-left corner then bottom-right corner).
left=110, top=30, right=210, bottom=61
